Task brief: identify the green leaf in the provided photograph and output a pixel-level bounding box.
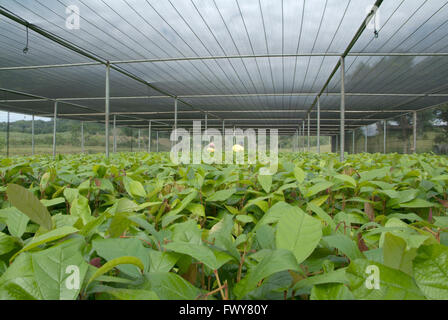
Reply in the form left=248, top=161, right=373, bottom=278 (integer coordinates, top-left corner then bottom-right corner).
left=275, top=205, right=322, bottom=264
left=123, top=176, right=146, bottom=198
left=379, top=218, right=430, bottom=249
left=0, top=253, right=42, bottom=300
left=307, top=203, right=335, bottom=229
left=148, top=250, right=179, bottom=273
left=255, top=201, right=295, bottom=231
left=236, top=215, right=254, bottom=224
left=0, top=207, right=29, bottom=238
left=244, top=198, right=270, bottom=213
left=431, top=174, right=448, bottom=181
left=169, top=190, right=198, bottom=215
left=399, top=198, right=434, bottom=208
left=87, top=256, right=144, bottom=286
left=40, top=197, right=65, bottom=207
left=310, top=195, right=329, bottom=207
left=63, top=188, right=79, bottom=204
left=311, top=283, right=354, bottom=300
left=294, top=166, right=306, bottom=184
left=92, top=238, right=150, bottom=278
left=186, top=203, right=205, bottom=217
left=256, top=225, right=276, bottom=250
left=306, top=181, right=334, bottom=198
left=10, top=226, right=79, bottom=262
left=233, top=249, right=299, bottom=299
left=70, top=196, right=92, bottom=226
left=98, top=287, right=159, bottom=300
left=294, top=268, right=348, bottom=291
left=112, top=198, right=140, bottom=213
left=258, top=175, right=272, bottom=193
left=359, top=167, right=390, bottom=182
left=322, top=235, right=364, bottom=261
left=334, top=174, right=356, bottom=187
left=382, top=233, right=416, bottom=276
left=6, top=184, right=53, bottom=231
left=170, top=220, right=202, bottom=244
left=208, top=214, right=240, bottom=261
left=0, top=232, right=20, bottom=255
left=164, top=242, right=218, bottom=270
left=346, top=259, right=425, bottom=300
left=107, top=212, right=132, bottom=238
left=225, top=205, right=239, bottom=215
left=99, top=178, right=115, bottom=193
left=143, top=272, right=202, bottom=300
left=32, top=239, right=88, bottom=300
left=207, top=188, right=237, bottom=202
left=413, top=244, right=448, bottom=300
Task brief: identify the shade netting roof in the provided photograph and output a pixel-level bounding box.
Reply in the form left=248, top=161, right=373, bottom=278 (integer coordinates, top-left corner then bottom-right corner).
left=0, top=0, right=447, bottom=134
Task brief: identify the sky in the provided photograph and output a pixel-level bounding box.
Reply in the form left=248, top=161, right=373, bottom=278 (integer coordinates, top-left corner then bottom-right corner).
left=0, top=111, right=50, bottom=123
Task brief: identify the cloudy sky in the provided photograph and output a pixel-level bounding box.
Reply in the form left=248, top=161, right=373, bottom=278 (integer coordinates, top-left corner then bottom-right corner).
left=0, top=111, right=50, bottom=122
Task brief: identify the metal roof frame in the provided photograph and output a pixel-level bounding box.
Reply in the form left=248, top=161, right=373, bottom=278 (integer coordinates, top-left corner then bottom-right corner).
left=0, top=0, right=447, bottom=157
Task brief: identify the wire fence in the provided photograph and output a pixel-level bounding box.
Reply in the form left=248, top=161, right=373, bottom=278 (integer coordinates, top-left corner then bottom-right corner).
left=340, top=102, right=448, bottom=155
left=0, top=110, right=335, bottom=156
left=1, top=101, right=447, bottom=157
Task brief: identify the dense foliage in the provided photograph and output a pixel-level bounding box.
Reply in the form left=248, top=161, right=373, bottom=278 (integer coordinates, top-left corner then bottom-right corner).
left=0, top=152, right=447, bottom=300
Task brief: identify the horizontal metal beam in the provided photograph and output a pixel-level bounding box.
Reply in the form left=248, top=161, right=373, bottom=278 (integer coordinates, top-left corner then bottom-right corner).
left=0, top=88, right=100, bottom=114
left=34, top=109, right=417, bottom=117
left=91, top=118, right=383, bottom=123
left=1, top=93, right=446, bottom=104
left=92, top=122, right=363, bottom=128
left=0, top=88, right=171, bottom=127
left=0, top=62, right=101, bottom=71
left=1, top=53, right=447, bottom=71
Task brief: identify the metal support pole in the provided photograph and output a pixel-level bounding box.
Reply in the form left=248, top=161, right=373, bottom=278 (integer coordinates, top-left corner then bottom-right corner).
left=31, top=115, right=34, bottom=156
left=352, top=130, right=355, bottom=154
left=340, top=56, right=345, bottom=162
left=413, top=111, right=417, bottom=153
left=335, top=135, right=339, bottom=153
left=130, top=129, right=133, bottom=152
left=233, top=124, right=236, bottom=146
left=156, top=131, right=159, bottom=152
left=105, top=62, right=110, bottom=158
left=81, top=121, right=84, bottom=153
left=138, top=129, right=141, bottom=150
left=172, top=99, right=178, bottom=149
left=149, top=122, right=153, bottom=153
left=205, top=112, right=208, bottom=130
left=302, top=121, right=305, bottom=152
left=307, top=113, right=310, bottom=152
left=6, top=112, right=9, bottom=157
left=364, top=126, right=368, bottom=153
left=113, top=115, right=117, bottom=153
left=317, top=97, right=320, bottom=154
left=383, top=120, right=387, bottom=154
left=174, top=99, right=178, bottom=131
left=222, top=120, right=225, bottom=134
left=52, top=102, right=57, bottom=158
left=294, top=129, right=298, bottom=152
left=298, top=126, right=301, bottom=152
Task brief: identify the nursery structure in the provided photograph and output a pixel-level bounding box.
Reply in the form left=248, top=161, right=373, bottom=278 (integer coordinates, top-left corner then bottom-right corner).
left=0, top=0, right=448, bottom=159
left=2, top=1, right=448, bottom=302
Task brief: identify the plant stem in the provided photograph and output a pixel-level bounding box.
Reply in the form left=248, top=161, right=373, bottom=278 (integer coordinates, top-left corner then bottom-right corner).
left=213, top=269, right=227, bottom=300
